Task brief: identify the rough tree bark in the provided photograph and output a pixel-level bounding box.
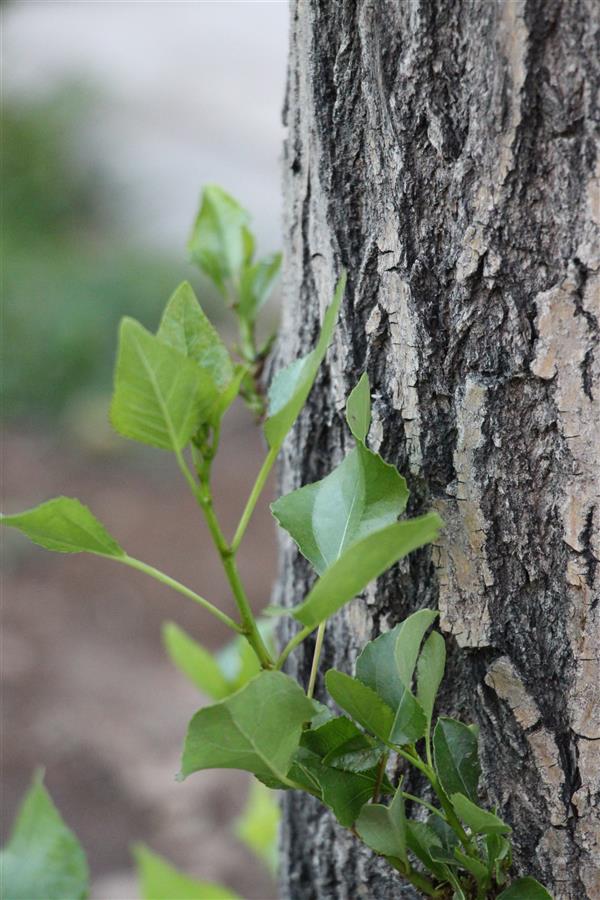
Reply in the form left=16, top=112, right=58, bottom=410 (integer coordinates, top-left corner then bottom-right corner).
left=274, top=1, right=599, bottom=898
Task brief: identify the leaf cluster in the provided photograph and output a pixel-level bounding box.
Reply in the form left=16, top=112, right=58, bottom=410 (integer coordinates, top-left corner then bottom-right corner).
left=1, top=186, right=553, bottom=900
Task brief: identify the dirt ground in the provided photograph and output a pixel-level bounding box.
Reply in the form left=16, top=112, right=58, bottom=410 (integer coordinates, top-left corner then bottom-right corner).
left=2, top=410, right=279, bottom=899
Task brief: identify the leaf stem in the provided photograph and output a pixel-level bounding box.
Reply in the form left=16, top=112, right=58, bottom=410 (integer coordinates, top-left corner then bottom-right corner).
left=120, top=554, right=242, bottom=632
left=231, top=444, right=278, bottom=553
left=275, top=623, right=315, bottom=669
left=372, top=753, right=388, bottom=803
left=307, top=621, right=326, bottom=699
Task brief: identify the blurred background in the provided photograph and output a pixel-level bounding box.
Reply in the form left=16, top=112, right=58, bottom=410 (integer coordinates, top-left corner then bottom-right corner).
left=2, top=2, right=289, bottom=897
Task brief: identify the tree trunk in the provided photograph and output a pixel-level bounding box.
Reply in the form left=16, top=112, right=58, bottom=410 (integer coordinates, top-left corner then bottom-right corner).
left=275, top=1, right=599, bottom=897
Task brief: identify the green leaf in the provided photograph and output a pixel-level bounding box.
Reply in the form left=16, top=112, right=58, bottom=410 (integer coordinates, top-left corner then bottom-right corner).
left=433, top=717, right=481, bottom=802
left=417, top=630, right=446, bottom=724
left=111, top=317, right=214, bottom=450
left=292, top=512, right=443, bottom=629
left=453, top=848, right=490, bottom=884
left=162, top=622, right=231, bottom=700
left=356, top=625, right=404, bottom=709
left=290, top=749, right=381, bottom=827
left=405, top=821, right=449, bottom=881
left=355, top=786, right=408, bottom=864
left=301, top=716, right=382, bottom=773
left=157, top=282, right=233, bottom=390
left=179, top=671, right=316, bottom=784
left=238, top=253, right=282, bottom=322
left=497, top=878, right=553, bottom=899
left=345, top=372, right=371, bottom=442
left=188, top=185, right=252, bottom=295
left=325, top=670, right=394, bottom=742
left=487, top=833, right=511, bottom=881
left=395, top=608, right=439, bottom=688
left=389, top=688, right=427, bottom=746
left=233, top=781, right=279, bottom=874
left=272, top=443, right=408, bottom=575
left=216, top=620, right=274, bottom=692
left=133, top=844, right=239, bottom=900
left=0, top=770, right=89, bottom=900
left=264, top=272, right=346, bottom=451
left=0, top=497, right=124, bottom=557
left=450, top=793, right=511, bottom=835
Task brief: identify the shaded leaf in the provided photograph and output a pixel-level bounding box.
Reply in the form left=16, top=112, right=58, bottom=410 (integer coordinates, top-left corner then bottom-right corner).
left=450, top=793, right=511, bottom=835
left=162, top=622, right=230, bottom=699
left=157, top=282, right=233, bottom=390
left=417, top=630, right=446, bottom=727
left=0, top=770, right=89, bottom=900
left=433, top=717, right=481, bottom=802
left=356, top=625, right=405, bottom=710
left=325, top=670, right=394, bottom=743
left=355, top=786, right=408, bottom=865
left=453, top=848, right=489, bottom=884
left=264, top=273, right=345, bottom=451
left=293, top=513, right=443, bottom=629
left=0, top=497, right=124, bottom=557
left=389, top=688, right=427, bottom=746
left=180, top=671, right=316, bottom=784
left=134, top=844, right=239, bottom=900
left=111, top=317, right=213, bottom=450
left=497, top=877, right=553, bottom=899
left=188, top=185, right=252, bottom=295
left=290, top=749, right=381, bottom=827
left=395, top=608, right=439, bottom=688
left=405, top=821, right=448, bottom=881
left=239, top=253, right=282, bottom=322
left=345, top=372, right=371, bottom=442
left=272, top=443, right=408, bottom=575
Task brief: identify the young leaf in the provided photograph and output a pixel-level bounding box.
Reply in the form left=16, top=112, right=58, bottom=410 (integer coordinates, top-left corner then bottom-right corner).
left=292, top=512, right=443, bottom=629
left=395, top=608, right=439, bottom=688
left=355, top=786, right=408, bottom=864
left=271, top=444, right=408, bottom=575
left=111, top=317, right=215, bottom=450
left=188, top=185, right=252, bottom=295
left=162, top=622, right=231, bottom=700
left=433, top=717, right=481, bottom=802
left=179, top=671, right=316, bottom=784
left=133, top=844, right=239, bottom=900
left=264, top=272, right=345, bottom=451
left=325, top=670, right=394, bottom=742
left=238, top=253, right=282, bottom=322
left=345, top=372, right=371, bottom=442
left=157, top=282, right=233, bottom=390
left=417, top=630, right=446, bottom=723
left=233, top=781, right=279, bottom=874
left=450, top=793, right=511, bottom=834
left=0, top=497, right=124, bottom=557
left=497, top=878, right=553, bottom=899
left=0, top=770, right=89, bottom=900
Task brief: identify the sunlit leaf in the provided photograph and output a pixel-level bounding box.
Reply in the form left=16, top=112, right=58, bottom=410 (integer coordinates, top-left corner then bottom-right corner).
left=188, top=185, right=252, bottom=295
left=111, top=317, right=214, bottom=450
left=239, top=253, right=282, bottom=322
left=0, top=497, right=124, bottom=557
left=233, top=781, right=279, bottom=874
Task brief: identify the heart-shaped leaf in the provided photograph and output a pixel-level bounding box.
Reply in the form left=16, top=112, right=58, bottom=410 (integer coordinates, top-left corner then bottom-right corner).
left=179, top=671, right=316, bottom=785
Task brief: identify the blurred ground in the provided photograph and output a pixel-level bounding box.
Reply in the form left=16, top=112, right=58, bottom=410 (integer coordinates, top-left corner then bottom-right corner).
left=2, top=407, right=279, bottom=899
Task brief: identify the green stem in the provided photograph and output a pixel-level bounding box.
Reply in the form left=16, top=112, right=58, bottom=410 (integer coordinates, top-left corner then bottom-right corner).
left=275, top=623, right=315, bottom=670
left=119, top=555, right=242, bottom=633
left=372, top=753, right=388, bottom=803
left=231, top=444, right=278, bottom=553
left=307, top=621, right=326, bottom=698
left=400, top=791, right=445, bottom=822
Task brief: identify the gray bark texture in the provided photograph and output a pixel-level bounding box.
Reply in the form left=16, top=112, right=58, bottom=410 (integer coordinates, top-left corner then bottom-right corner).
left=274, top=1, right=599, bottom=898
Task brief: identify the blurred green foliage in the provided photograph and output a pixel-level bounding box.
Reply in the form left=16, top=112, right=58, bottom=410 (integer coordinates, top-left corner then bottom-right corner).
left=1, top=87, right=206, bottom=422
